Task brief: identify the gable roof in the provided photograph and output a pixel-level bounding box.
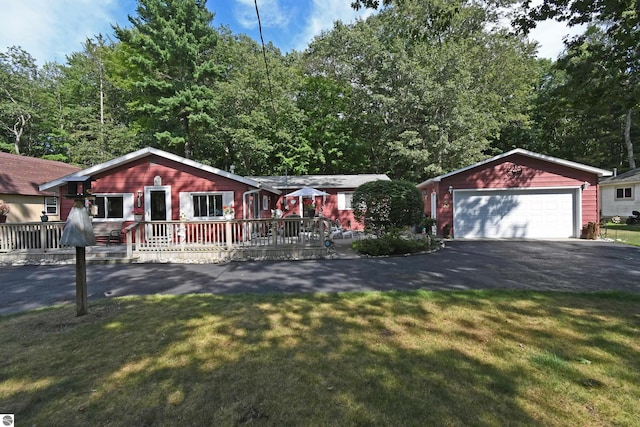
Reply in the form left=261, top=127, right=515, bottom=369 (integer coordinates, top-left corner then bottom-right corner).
left=600, top=167, right=640, bottom=185
left=250, top=174, right=390, bottom=190
left=417, top=148, right=612, bottom=187
left=0, top=152, right=81, bottom=196
left=39, top=147, right=280, bottom=194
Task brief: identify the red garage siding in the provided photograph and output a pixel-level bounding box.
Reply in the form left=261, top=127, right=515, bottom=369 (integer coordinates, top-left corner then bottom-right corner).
left=418, top=151, right=608, bottom=238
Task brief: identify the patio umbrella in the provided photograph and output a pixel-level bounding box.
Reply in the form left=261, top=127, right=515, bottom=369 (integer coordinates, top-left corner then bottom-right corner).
left=284, top=187, right=329, bottom=197
left=284, top=187, right=329, bottom=216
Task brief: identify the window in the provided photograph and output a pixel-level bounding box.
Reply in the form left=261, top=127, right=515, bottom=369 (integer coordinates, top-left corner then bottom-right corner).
left=263, top=195, right=269, bottom=211
left=615, top=187, right=633, bottom=200
left=44, top=197, right=58, bottom=215
left=192, top=194, right=223, bottom=218
left=94, top=195, right=125, bottom=219
left=338, top=192, right=354, bottom=210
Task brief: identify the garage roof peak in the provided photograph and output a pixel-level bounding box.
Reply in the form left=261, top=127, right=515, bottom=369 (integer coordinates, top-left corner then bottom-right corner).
left=417, top=148, right=612, bottom=188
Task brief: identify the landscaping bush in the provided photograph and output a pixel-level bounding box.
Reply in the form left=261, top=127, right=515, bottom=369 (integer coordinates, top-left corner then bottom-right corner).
left=352, top=234, right=438, bottom=256
left=352, top=180, right=424, bottom=235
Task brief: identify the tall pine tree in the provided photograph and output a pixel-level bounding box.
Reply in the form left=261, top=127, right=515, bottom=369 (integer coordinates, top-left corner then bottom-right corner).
left=113, top=0, right=222, bottom=159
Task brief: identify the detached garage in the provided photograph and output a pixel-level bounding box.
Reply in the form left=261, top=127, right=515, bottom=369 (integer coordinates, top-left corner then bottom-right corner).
left=417, top=149, right=612, bottom=239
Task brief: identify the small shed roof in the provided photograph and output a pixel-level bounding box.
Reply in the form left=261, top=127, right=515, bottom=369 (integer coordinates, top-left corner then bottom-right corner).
left=417, top=148, right=612, bottom=188
left=251, top=174, right=390, bottom=190
left=600, top=168, right=640, bottom=185
left=0, top=152, right=81, bottom=196
left=39, top=147, right=281, bottom=195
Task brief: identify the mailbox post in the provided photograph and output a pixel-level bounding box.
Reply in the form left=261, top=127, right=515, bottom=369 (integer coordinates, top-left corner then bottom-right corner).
left=60, top=178, right=96, bottom=316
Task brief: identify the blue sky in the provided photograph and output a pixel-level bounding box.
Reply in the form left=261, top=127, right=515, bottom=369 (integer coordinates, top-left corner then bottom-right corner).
left=0, top=0, right=579, bottom=66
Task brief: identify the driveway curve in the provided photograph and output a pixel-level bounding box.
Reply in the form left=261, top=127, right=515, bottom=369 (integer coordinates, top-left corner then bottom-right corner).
left=1, top=240, right=639, bottom=316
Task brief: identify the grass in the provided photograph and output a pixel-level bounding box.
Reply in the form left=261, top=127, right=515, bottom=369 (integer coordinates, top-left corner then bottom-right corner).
left=1, top=291, right=639, bottom=426
left=603, top=223, right=640, bottom=246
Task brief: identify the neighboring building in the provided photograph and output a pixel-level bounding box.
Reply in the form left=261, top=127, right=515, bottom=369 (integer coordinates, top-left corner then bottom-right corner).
left=417, top=149, right=612, bottom=239
left=251, top=174, right=391, bottom=230
left=599, top=168, right=640, bottom=219
left=0, top=152, right=81, bottom=223
left=38, top=147, right=388, bottom=230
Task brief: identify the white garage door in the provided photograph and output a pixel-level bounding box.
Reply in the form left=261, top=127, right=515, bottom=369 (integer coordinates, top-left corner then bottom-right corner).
left=453, top=189, right=577, bottom=239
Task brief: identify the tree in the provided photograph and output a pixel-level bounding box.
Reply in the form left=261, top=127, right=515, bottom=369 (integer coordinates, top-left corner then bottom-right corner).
left=555, top=26, right=638, bottom=169
left=0, top=47, right=38, bottom=154
left=352, top=180, right=424, bottom=234
left=61, top=37, right=138, bottom=166
left=113, top=0, right=222, bottom=159
left=304, top=0, right=537, bottom=180
left=514, top=0, right=639, bottom=169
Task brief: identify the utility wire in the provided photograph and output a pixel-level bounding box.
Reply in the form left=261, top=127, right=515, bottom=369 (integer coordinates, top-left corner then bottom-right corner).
left=254, top=0, right=277, bottom=116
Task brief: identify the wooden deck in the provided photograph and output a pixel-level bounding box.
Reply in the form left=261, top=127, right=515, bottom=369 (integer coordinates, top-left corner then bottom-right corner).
left=0, top=218, right=341, bottom=264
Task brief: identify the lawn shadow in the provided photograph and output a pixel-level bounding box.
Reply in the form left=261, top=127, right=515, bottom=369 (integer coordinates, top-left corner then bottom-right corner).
left=2, top=291, right=639, bottom=425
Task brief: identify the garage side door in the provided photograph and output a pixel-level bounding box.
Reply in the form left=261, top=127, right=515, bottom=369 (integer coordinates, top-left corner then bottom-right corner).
left=453, top=189, right=576, bottom=239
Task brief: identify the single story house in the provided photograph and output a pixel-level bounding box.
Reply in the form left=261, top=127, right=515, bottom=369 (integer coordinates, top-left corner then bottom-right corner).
left=251, top=174, right=390, bottom=230
left=39, top=147, right=281, bottom=227
left=599, top=167, right=640, bottom=219
left=417, top=148, right=612, bottom=239
left=39, top=147, right=388, bottom=230
left=0, top=152, right=81, bottom=223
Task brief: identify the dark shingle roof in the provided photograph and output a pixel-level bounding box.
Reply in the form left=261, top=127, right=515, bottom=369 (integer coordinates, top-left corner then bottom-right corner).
left=0, top=152, right=81, bottom=196
left=600, top=168, right=640, bottom=185
left=250, top=174, right=390, bottom=190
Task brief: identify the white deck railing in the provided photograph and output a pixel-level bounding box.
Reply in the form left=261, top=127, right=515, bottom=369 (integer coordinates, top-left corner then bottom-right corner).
left=1, top=218, right=331, bottom=261
left=125, top=217, right=329, bottom=258
left=0, top=222, right=65, bottom=252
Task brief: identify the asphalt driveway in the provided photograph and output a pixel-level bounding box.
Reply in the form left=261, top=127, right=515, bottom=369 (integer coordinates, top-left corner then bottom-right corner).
left=1, top=240, right=639, bottom=316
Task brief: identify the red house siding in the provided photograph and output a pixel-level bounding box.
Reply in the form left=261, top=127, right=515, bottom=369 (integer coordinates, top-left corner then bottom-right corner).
left=421, top=154, right=601, bottom=238
left=276, top=189, right=363, bottom=230
left=59, top=156, right=262, bottom=222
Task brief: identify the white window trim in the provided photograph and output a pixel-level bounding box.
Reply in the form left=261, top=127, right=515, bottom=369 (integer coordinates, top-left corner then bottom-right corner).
left=338, top=192, right=354, bottom=210
left=615, top=187, right=634, bottom=201
left=92, top=193, right=135, bottom=221
left=44, top=196, right=58, bottom=216
left=180, top=191, right=234, bottom=220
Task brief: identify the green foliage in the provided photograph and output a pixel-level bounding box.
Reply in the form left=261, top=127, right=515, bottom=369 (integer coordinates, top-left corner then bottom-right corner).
left=113, top=0, right=222, bottom=159
left=352, top=180, right=424, bottom=234
left=305, top=0, right=538, bottom=180
left=0, top=47, right=39, bottom=155
left=352, top=234, right=434, bottom=256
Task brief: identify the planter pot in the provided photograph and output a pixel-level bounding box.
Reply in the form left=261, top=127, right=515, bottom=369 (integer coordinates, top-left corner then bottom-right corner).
left=224, top=214, right=234, bottom=220
left=0, top=215, right=6, bottom=223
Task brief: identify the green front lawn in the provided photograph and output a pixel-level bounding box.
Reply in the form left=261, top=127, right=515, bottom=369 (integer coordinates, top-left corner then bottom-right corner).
left=603, top=223, right=640, bottom=246
left=2, top=291, right=638, bottom=426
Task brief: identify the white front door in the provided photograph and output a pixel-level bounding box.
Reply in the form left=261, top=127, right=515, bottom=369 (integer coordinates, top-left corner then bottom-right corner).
left=145, top=186, right=172, bottom=221
left=145, top=186, right=172, bottom=239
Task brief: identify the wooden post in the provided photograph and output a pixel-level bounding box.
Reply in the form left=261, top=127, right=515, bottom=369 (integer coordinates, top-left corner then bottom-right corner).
left=226, top=221, right=233, bottom=249
left=76, top=246, right=88, bottom=316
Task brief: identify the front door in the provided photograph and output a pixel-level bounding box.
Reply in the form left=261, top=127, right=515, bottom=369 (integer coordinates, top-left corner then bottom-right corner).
left=145, top=186, right=172, bottom=238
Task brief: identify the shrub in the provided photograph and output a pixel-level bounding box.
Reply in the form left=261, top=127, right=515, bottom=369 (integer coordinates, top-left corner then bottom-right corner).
left=352, top=180, right=424, bottom=235
left=352, top=234, right=438, bottom=256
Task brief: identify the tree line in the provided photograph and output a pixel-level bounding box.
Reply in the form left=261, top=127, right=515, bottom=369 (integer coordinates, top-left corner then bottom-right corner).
left=1, top=0, right=637, bottom=181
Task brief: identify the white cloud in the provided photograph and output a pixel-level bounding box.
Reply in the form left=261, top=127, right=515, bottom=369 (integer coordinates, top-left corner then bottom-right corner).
left=296, top=0, right=374, bottom=50
left=0, top=0, right=118, bottom=64
left=233, top=0, right=291, bottom=29
left=528, top=20, right=586, bottom=60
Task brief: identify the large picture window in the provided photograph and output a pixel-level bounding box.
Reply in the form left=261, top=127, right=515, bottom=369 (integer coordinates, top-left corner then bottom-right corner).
left=94, top=195, right=125, bottom=219
left=192, top=194, right=223, bottom=218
